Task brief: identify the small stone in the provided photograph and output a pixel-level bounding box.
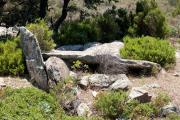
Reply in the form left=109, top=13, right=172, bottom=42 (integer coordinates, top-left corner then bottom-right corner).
left=144, top=83, right=160, bottom=89
left=79, top=76, right=90, bottom=87
left=173, top=72, right=180, bottom=77
left=92, top=91, right=98, bottom=98
left=70, top=71, right=78, bottom=80
left=0, top=78, right=6, bottom=87
left=109, top=74, right=132, bottom=90
left=76, top=103, right=92, bottom=117
left=161, top=103, right=178, bottom=116
left=129, top=87, right=152, bottom=103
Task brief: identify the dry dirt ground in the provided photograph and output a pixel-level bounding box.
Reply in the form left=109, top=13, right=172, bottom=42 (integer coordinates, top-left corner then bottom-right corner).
left=130, top=49, right=180, bottom=107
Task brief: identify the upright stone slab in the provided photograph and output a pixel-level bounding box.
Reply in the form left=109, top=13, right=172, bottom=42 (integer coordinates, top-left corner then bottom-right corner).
left=19, top=27, right=48, bottom=90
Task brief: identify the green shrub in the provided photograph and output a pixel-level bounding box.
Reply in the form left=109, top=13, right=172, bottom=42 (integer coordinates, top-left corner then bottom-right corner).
left=120, top=36, right=176, bottom=67
left=95, top=91, right=128, bottom=119
left=59, top=19, right=101, bottom=45
left=104, top=6, right=131, bottom=38
left=153, top=93, right=171, bottom=109
left=130, top=103, right=157, bottom=119
left=96, top=14, right=120, bottom=42
left=27, top=20, right=56, bottom=52
left=0, top=38, right=25, bottom=76
left=129, top=0, right=169, bottom=38
left=0, top=87, right=63, bottom=120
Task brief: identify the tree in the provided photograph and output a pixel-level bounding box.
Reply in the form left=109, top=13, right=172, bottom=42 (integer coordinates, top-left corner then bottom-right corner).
left=39, top=0, right=48, bottom=18
left=52, top=0, right=119, bottom=32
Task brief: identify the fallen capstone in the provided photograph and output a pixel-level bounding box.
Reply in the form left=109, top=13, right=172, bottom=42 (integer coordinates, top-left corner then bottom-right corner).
left=45, top=57, right=70, bottom=88
left=43, top=42, right=161, bottom=75
left=129, top=87, right=152, bottom=103
left=19, top=27, right=48, bottom=90
left=79, top=74, right=132, bottom=90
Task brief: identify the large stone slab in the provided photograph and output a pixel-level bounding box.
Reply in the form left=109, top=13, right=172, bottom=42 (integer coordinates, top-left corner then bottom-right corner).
left=19, top=27, right=48, bottom=90
left=43, top=42, right=161, bottom=75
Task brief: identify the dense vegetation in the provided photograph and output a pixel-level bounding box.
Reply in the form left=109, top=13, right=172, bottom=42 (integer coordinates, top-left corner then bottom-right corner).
left=27, top=20, right=56, bottom=52
left=120, top=36, right=176, bottom=67
left=0, top=0, right=179, bottom=119
left=0, top=38, right=24, bottom=76
left=95, top=91, right=174, bottom=119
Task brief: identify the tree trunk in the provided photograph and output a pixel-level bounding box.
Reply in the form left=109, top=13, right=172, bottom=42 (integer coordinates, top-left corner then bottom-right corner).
left=39, top=0, right=48, bottom=18
left=52, top=0, right=70, bottom=32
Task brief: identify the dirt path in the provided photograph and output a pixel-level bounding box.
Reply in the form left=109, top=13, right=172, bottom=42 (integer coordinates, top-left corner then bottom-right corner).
left=0, top=77, right=32, bottom=89
left=131, top=50, right=180, bottom=107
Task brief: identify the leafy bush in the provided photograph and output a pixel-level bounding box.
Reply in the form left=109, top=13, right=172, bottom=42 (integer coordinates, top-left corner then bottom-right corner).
left=129, top=0, right=169, bottom=38
left=59, top=19, right=101, bottom=45
left=27, top=20, right=56, bottom=52
left=95, top=91, right=174, bottom=119
left=0, top=87, right=63, bottom=120
left=120, top=36, right=176, bottom=67
left=95, top=91, right=128, bottom=119
left=0, top=38, right=25, bottom=76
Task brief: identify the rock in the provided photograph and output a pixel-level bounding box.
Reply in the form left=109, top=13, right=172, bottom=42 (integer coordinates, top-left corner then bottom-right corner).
left=88, top=74, right=111, bottom=88
left=70, top=71, right=78, bottom=80
left=0, top=27, right=18, bottom=39
left=160, top=103, right=179, bottom=116
left=0, top=78, right=6, bottom=87
left=129, top=87, right=152, bottom=103
left=19, top=27, right=48, bottom=90
left=57, top=44, right=84, bottom=51
left=143, top=83, right=160, bottom=89
left=79, top=74, right=131, bottom=90
left=83, top=42, right=101, bottom=50
left=43, top=41, right=161, bottom=75
left=79, top=75, right=90, bottom=87
left=92, top=91, right=98, bottom=98
left=76, top=103, right=92, bottom=117
left=109, top=74, right=132, bottom=90
left=173, top=72, right=180, bottom=77
left=45, top=57, right=70, bottom=87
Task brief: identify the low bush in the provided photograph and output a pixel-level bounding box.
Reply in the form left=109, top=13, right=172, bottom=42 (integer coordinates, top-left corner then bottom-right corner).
left=95, top=91, right=128, bottom=119
left=120, top=36, right=176, bottom=67
left=0, top=38, right=25, bottom=76
left=27, top=20, right=56, bottom=52
left=95, top=91, right=176, bottom=119
left=0, top=87, right=63, bottom=120
left=153, top=93, right=171, bottom=109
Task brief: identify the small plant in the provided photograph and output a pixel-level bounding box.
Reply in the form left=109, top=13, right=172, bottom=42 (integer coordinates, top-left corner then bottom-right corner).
left=95, top=91, right=128, bottom=119
left=27, top=20, right=56, bottom=52
left=153, top=93, right=171, bottom=109
left=71, top=60, right=89, bottom=73
left=120, top=36, right=176, bottom=68
left=130, top=103, right=157, bottom=119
